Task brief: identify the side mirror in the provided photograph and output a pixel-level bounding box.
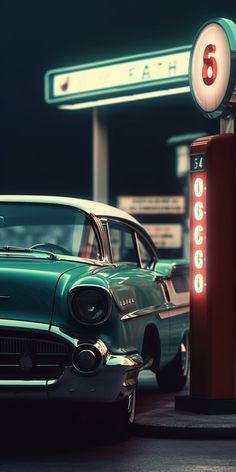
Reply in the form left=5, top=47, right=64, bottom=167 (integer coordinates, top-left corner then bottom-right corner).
left=152, top=260, right=173, bottom=278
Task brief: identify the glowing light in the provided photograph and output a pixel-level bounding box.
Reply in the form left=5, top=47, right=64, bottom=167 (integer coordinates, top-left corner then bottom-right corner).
left=191, top=167, right=207, bottom=296
left=194, top=249, right=204, bottom=269
left=194, top=225, right=204, bottom=245
left=191, top=22, right=231, bottom=113
left=53, top=51, right=190, bottom=98
left=194, top=201, right=204, bottom=220
left=194, top=273, right=204, bottom=293
left=45, top=45, right=191, bottom=107
left=59, top=86, right=190, bottom=110
left=194, top=177, right=204, bottom=197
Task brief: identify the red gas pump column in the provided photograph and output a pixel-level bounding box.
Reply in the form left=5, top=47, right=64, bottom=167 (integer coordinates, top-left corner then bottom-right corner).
left=190, top=134, right=234, bottom=401
left=176, top=17, right=236, bottom=413
left=190, top=133, right=235, bottom=412
left=176, top=133, right=236, bottom=413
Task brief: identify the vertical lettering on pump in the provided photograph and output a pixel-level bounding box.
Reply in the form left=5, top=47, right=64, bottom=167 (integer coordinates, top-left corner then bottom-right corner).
left=191, top=153, right=207, bottom=296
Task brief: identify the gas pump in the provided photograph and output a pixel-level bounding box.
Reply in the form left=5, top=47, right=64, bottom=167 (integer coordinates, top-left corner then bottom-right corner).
left=176, top=18, right=236, bottom=413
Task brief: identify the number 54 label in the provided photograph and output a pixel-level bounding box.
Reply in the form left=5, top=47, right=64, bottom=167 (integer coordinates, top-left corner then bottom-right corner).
left=191, top=154, right=205, bottom=173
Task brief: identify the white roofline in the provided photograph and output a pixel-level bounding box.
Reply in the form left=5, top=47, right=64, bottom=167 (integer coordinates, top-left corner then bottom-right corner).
left=0, top=195, right=141, bottom=226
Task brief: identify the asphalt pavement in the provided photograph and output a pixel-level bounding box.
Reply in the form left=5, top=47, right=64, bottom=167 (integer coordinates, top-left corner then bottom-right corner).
left=135, top=371, right=236, bottom=439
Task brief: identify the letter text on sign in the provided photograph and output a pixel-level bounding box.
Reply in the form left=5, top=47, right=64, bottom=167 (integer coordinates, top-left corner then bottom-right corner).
left=191, top=154, right=207, bottom=296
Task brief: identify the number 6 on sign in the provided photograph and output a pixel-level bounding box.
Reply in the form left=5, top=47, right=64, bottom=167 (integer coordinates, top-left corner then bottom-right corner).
left=189, top=18, right=236, bottom=118
left=202, top=44, right=217, bottom=85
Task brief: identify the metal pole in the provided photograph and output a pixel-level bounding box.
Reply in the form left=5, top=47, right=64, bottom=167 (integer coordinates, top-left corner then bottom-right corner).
left=220, top=110, right=234, bottom=134
left=92, top=108, right=109, bottom=203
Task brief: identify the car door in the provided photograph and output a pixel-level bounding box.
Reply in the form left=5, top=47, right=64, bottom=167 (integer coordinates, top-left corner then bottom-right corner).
left=167, top=265, right=190, bottom=360
left=105, top=219, right=170, bottom=362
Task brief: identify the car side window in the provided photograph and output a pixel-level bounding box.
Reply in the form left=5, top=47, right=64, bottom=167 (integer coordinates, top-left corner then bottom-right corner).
left=137, top=235, right=154, bottom=269
left=172, top=268, right=189, bottom=293
left=108, top=222, right=138, bottom=265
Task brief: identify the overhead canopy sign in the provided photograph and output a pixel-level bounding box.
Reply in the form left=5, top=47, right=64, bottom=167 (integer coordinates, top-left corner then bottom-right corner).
left=45, top=46, right=191, bottom=108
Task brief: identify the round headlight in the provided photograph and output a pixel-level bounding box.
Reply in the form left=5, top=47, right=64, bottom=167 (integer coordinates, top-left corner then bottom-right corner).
left=70, top=288, right=110, bottom=324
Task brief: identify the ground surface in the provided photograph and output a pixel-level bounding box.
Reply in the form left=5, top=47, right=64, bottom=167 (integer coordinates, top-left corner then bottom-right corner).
left=0, top=371, right=235, bottom=471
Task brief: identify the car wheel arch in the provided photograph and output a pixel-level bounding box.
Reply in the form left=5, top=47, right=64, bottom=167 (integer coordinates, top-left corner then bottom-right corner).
left=141, top=324, right=161, bottom=372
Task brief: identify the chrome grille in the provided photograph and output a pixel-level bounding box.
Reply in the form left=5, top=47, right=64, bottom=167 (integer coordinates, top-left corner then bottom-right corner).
left=0, top=331, right=72, bottom=380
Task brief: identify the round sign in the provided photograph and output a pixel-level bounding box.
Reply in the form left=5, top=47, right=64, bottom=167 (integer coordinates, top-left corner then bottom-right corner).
left=190, top=18, right=236, bottom=118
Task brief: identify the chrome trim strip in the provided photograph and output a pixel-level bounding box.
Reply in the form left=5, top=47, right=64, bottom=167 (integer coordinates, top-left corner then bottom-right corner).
left=0, top=380, right=47, bottom=386
left=93, top=338, right=109, bottom=357
left=121, top=304, right=166, bottom=321
left=50, top=325, right=79, bottom=347
left=0, top=319, right=50, bottom=331
left=0, top=253, right=53, bottom=260
left=159, top=303, right=189, bottom=320
left=69, top=283, right=112, bottom=295
left=103, top=217, right=158, bottom=260
left=121, top=303, right=189, bottom=321
left=89, top=212, right=106, bottom=260
left=47, top=379, right=58, bottom=386
left=0, top=320, right=79, bottom=346
left=164, top=302, right=189, bottom=311
left=55, top=254, right=108, bottom=265
left=101, top=220, right=112, bottom=262
left=106, top=353, right=143, bottom=367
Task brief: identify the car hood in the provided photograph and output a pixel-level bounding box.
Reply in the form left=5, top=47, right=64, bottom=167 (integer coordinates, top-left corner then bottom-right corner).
left=0, top=257, right=92, bottom=326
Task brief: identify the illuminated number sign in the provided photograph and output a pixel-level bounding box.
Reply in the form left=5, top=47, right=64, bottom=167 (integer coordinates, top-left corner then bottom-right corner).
left=190, top=154, right=206, bottom=295
left=189, top=18, right=236, bottom=118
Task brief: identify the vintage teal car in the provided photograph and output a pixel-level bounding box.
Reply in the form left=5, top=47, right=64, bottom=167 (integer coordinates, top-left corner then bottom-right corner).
left=0, top=196, right=189, bottom=428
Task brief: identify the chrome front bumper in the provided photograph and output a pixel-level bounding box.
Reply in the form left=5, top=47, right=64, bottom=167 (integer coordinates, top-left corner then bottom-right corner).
left=0, top=322, right=143, bottom=402
left=47, top=351, right=142, bottom=402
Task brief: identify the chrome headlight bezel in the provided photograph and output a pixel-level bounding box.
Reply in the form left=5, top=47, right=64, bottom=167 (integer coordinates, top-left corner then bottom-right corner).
left=68, top=285, right=112, bottom=325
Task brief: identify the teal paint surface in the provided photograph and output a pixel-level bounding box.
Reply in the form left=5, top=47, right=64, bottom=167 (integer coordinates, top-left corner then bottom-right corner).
left=0, top=258, right=86, bottom=324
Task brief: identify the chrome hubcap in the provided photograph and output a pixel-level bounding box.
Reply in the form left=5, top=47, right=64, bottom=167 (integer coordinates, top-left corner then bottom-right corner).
left=181, top=335, right=189, bottom=377
left=127, top=388, right=136, bottom=424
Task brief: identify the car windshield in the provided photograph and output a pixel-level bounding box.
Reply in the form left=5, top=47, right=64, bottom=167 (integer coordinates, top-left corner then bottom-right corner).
left=0, top=203, right=100, bottom=259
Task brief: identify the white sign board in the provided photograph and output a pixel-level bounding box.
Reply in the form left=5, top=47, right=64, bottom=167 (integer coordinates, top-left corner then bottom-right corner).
left=144, top=224, right=183, bottom=248
left=53, top=51, right=190, bottom=98
left=45, top=46, right=191, bottom=105
left=118, top=196, right=185, bottom=215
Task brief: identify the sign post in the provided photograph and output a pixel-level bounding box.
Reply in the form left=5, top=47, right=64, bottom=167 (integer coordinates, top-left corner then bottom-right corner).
left=176, top=18, right=236, bottom=413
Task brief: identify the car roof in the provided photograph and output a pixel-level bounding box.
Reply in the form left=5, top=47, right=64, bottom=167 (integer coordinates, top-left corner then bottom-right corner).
left=0, top=195, right=141, bottom=226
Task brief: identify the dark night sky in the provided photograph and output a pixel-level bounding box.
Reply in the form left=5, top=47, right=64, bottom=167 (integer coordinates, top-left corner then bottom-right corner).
left=1, top=1, right=235, bottom=201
